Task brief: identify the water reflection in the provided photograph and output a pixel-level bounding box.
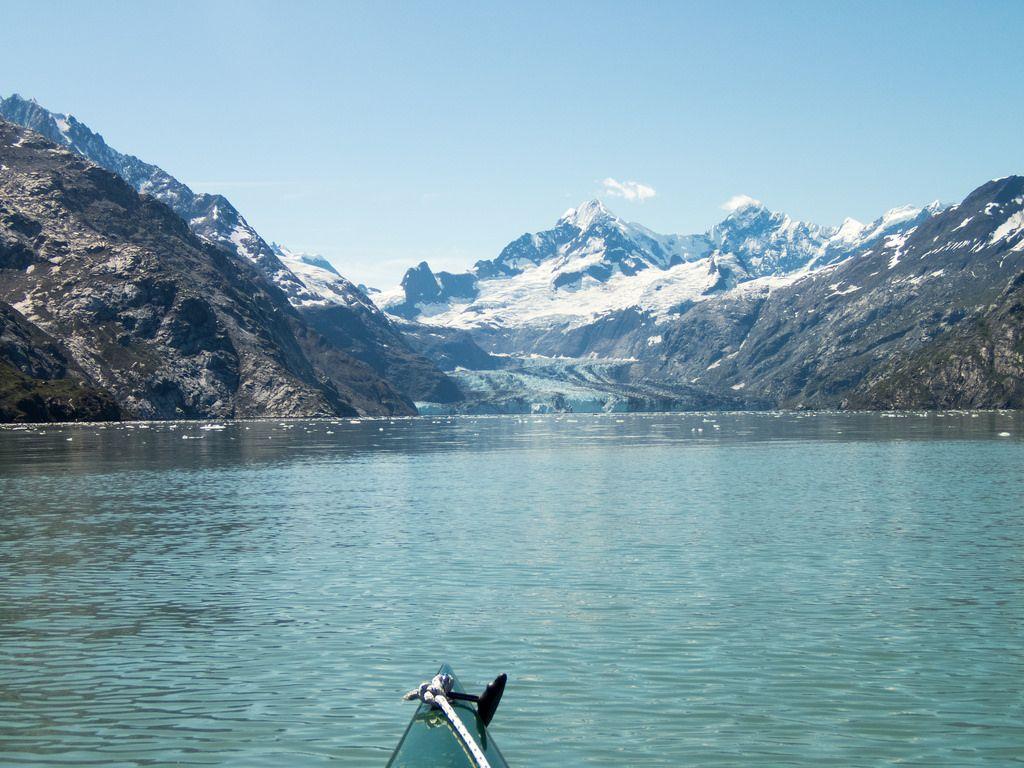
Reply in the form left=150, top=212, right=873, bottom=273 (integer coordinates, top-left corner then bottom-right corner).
left=0, top=410, right=1018, bottom=479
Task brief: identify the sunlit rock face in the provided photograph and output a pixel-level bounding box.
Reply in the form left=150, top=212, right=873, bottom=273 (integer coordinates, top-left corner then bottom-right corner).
left=0, top=94, right=460, bottom=406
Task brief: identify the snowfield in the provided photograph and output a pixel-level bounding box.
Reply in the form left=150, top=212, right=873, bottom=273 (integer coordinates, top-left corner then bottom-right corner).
left=374, top=196, right=944, bottom=334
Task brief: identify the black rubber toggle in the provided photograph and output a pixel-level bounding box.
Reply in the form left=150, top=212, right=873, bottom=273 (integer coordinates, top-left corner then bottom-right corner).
left=476, top=673, right=506, bottom=726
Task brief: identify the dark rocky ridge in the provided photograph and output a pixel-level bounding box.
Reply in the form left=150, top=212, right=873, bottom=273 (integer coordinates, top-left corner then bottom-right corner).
left=853, top=270, right=1024, bottom=408
left=300, top=303, right=463, bottom=403
left=392, top=318, right=503, bottom=372
left=650, top=177, right=1024, bottom=409
left=0, top=119, right=412, bottom=419
left=388, top=261, right=481, bottom=321
left=0, top=93, right=310, bottom=296
left=0, top=94, right=459, bottom=405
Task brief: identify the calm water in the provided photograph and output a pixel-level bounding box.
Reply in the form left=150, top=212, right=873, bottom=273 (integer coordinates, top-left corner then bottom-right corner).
left=1, top=412, right=1022, bottom=767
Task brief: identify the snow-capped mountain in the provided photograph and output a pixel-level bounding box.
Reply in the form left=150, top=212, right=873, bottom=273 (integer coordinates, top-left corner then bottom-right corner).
left=398, top=176, right=1023, bottom=413
left=0, top=93, right=462, bottom=404
left=707, top=196, right=830, bottom=277
left=270, top=243, right=381, bottom=311
left=0, top=94, right=312, bottom=301
left=5, top=92, right=1016, bottom=415
left=0, top=118, right=415, bottom=419
left=477, top=199, right=710, bottom=282
left=657, top=175, right=1024, bottom=410
left=0, top=93, right=405, bottom=315
left=379, top=194, right=942, bottom=334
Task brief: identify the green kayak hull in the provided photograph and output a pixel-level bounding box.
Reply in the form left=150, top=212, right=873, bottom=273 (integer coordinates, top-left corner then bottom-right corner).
left=386, top=664, right=509, bottom=768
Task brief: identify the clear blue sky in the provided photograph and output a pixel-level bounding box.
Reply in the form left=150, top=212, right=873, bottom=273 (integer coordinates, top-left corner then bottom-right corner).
left=3, top=0, right=1023, bottom=286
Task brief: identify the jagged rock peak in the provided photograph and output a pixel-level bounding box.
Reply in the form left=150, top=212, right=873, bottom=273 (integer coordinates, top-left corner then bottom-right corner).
left=558, top=199, right=616, bottom=230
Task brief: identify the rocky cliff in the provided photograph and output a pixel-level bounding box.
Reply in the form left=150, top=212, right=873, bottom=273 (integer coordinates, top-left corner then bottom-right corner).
left=0, top=94, right=459, bottom=406
left=0, top=119, right=411, bottom=419
left=0, top=299, right=119, bottom=422
left=651, top=177, right=1024, bottom=409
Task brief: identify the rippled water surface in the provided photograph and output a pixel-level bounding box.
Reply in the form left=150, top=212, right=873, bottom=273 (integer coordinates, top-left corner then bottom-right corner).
left=1, top=412, right=1022, bottom=767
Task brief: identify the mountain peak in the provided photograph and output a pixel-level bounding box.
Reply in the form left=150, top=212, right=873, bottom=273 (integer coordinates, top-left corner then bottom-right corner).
left=270, top=243, right=341, bottom=277
left=558, top=199, right=615, bottom=230
left=832, top=216, right=866, bottom=243
left=877, top=204, right=926, bottom=229
left=1, top=94, right=87, bottom=149
left=2, top=93, right=41, bottom=108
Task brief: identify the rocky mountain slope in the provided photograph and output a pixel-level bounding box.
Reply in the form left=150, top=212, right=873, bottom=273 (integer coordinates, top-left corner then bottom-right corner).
left=673, top=176, right=1024, bottom=409
left=0, top=299, right=119, bottom=422
left=270, top=245, right=462, bottom=403
left=381, top=179, right=1023, bottom=412
left=0, top=119, right=411, bottom=419
left=3, top=94, right=1017, bottom=415
left=0, top=94, right=460, bottom=405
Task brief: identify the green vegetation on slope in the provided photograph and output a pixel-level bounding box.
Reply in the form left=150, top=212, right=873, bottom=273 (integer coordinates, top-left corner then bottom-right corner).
left=0, top=361, right=119, bottom=422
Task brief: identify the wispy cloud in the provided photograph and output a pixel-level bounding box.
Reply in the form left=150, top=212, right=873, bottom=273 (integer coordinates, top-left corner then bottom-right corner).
left=601, top=177, right=656, bottom=202
left=721, top=194, right=762, bottom=212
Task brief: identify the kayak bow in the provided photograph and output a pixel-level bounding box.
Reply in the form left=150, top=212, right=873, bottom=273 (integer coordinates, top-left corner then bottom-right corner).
left=387, top=664, right=509, bottom=768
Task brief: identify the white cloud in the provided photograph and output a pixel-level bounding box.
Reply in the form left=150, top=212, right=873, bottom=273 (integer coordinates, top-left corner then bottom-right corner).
left=602, top=177, right=656, bottom=202
left=721, top=194, right=762, bottom=212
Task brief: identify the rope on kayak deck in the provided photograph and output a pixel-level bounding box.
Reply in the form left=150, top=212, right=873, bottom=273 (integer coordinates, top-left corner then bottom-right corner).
left=404, top=673, right=491, bottom=768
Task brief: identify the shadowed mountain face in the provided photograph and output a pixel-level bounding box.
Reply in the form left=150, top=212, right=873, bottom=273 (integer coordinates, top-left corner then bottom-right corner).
left=625, top=177, right=1024, bottom=410
left=0, top=300, right=120, bottom=422
left=0, top=93, right=461, bottom=405
left=0, top=119, right=413, bottom=419
left=0, top=94, right=306, bottom=294
left=691, top=176, right=1024, bottom=409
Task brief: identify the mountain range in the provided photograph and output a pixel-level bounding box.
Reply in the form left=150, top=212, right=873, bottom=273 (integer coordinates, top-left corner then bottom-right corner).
left=380, top=181, right=1023, bottom=412
left=0, top=94, right=461, bottom=420
left=380, top=196, right=942, bottom=331
left=1, top=93, right=1021, bottom=420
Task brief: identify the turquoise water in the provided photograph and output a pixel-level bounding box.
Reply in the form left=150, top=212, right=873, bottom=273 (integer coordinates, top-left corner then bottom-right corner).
left=1, top=412, right=1022, bottom=767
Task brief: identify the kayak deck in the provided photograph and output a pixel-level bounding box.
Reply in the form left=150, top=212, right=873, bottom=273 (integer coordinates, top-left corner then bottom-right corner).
left=386, top=664, right=508, bottom=768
